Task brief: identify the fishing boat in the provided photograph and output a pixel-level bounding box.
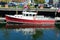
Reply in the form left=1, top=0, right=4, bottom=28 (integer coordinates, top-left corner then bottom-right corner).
left=5, top=11, right=55, bottom=25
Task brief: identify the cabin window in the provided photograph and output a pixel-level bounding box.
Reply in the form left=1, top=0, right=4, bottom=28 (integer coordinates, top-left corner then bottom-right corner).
left=33, top=14, right=35, bottom=16
left=30, top=14, right=32, bottom=16
left=26, top=14, right=28, bottom=16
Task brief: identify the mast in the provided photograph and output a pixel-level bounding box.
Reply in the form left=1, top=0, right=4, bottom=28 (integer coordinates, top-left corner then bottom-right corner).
left=16, top=2, right=19, bottom=15
left=16, top=5, right=18, bottom=15
left=36, top=5, right=38, bottom=13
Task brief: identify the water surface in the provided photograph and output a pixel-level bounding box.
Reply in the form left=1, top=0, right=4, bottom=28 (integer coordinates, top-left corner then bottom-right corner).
left=0, top=23, right=60, bottom=40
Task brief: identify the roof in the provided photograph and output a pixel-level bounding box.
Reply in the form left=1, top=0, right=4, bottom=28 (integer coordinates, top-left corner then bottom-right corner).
left=22, top=11, right=37, bottom=14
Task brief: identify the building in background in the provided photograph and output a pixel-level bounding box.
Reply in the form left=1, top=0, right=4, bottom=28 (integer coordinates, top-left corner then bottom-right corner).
left=53, top=0, right=59, bottom=4
left=48, top=0, right=60, bottom=4
left=48, top=0, right=53, bottom=5
left=59, top=0, right=60, bottom=2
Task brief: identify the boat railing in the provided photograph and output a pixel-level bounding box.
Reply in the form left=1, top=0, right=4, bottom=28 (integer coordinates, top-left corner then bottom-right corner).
left=36, top=15, right=54, bottom=20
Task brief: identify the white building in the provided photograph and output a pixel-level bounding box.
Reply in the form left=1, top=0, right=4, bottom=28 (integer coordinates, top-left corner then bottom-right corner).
left=53, top=0, right=59, bottom=4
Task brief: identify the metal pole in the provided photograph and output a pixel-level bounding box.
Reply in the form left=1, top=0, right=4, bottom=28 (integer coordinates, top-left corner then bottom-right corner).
left=16, top=2, right=19, bottom=15
left=16, top=5, right=18, bottom=15
left=55, top=3, right=58, bottom=17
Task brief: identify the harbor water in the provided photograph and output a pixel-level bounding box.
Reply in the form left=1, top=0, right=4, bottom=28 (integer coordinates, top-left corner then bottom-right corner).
left=0, top=23, right=60, bottom=40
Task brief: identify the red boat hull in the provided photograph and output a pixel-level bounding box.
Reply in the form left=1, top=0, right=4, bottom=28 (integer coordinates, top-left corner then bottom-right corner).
left=5, top=16, right=55, bottom=28
left=6, top=16, right=55, bottom=24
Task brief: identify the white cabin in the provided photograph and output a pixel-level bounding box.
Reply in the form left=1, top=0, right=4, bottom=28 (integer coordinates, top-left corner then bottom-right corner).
left=22, top=11, right=50, bottom=20
left=22, top=11, right=37, bottom=20
left=22, top=11, right=37, bottom=16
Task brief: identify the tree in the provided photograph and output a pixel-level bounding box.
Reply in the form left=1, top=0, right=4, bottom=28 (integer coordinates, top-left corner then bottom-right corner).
left=34, top=0, right=45, bottom=4
left=1, top=0, right=11, bottom=3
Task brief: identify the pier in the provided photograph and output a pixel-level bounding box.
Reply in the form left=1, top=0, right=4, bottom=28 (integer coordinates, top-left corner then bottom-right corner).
left=0, top=8, right=58, bottom=12
left=0, top=18, right=5, bottom=20
left=0, top=17, right=6, bottom=23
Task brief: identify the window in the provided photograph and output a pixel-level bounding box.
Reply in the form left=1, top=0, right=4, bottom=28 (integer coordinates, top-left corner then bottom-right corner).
left=30, top=14, right=32, bottom=16
left=26, top=14, right=28, bottom=16
left=33, top=14, right=35, bottom=16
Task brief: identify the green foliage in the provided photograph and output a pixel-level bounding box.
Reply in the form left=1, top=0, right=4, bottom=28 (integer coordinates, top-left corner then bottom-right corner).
left=34, top=0, right=45, bottom=4
left=0, top=23, right=6, bottom=28
left=55, top=23, right=60, bottom=29
left=32, top=30, right=43, bottom=40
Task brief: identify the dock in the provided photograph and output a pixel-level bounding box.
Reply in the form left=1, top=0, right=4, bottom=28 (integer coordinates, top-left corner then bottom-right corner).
left=0, top=18, right=6, bottom=23
left=0, top=8, right=58, bottom=12
left=0, top=18, right=5, bottom=20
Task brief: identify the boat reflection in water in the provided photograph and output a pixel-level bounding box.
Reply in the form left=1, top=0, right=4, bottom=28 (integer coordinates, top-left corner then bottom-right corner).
left=6, top=23, right=55, bottom=28
left=0, top=23, right=60, bottom=40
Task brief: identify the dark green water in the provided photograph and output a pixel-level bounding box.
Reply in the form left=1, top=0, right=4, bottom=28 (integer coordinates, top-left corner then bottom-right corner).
left=0, top=23, right=60, bottom=40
